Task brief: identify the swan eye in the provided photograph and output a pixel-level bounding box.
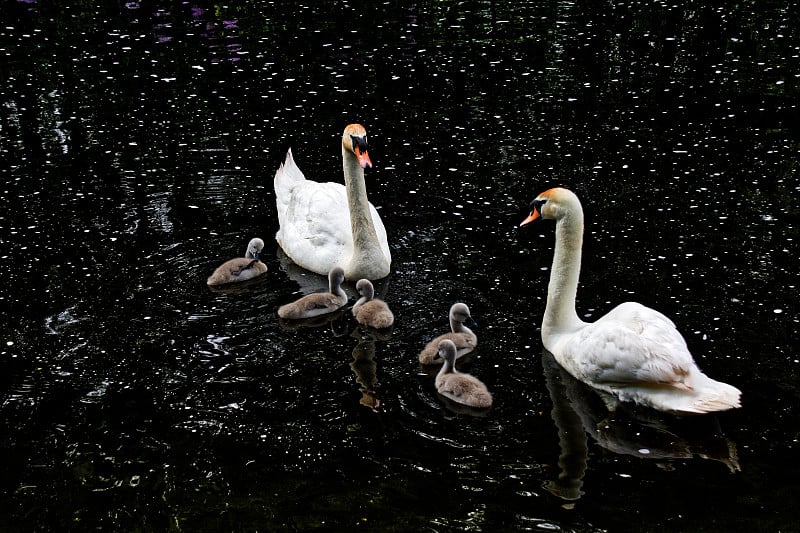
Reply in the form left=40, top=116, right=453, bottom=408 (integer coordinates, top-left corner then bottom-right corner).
left=528, top=198, right=545, bottom=216
left=350, top=135, right=368, bottom=154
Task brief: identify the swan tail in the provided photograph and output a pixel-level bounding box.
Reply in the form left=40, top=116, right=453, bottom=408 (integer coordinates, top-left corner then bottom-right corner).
left=274, top=148, right=306, bottom=198
left=206, top=270, right=228, bottom=286
left=274, top=148, right=308, bottom=244
left=608, top=374, right=741, bottom=414
left=685, top=382, right=742, bottom=413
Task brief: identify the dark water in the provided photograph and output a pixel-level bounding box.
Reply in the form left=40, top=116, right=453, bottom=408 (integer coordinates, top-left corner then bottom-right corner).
left=2, top=1, right=798, bottom=531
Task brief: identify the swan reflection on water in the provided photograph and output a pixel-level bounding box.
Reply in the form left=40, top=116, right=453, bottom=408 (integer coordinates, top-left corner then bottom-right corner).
left=277, top=307, right=390, bottom=412
left=542, top=349, right=740, bottom=503
left=350, top=327, right=392, bottom=412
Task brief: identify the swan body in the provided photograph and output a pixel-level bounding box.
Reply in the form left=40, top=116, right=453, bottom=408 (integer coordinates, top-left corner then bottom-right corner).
left=352, top=279, right=394, bottom=329
left=520, top=187, right=741, bottom=414
left=419, top=303, right=477, bottom=365
left=207, top=237, right=268, bottom=286
left=435, top=340, right=492, bottom=408
left=274, top=124, right=391, bottom=280
left=277, top=267, right=348, bottom=319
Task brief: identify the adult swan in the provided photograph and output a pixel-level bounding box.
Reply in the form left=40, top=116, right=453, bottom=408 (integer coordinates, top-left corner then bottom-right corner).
left=520, top=187, right=741, bottom=414
left=274, top=124, right=391, bottom=280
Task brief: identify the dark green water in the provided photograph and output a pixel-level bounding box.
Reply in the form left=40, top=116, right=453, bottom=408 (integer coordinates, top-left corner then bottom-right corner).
left=2, top=1, right=798, bottom=531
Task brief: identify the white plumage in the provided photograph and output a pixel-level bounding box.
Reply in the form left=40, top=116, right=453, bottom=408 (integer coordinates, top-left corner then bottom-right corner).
left=520, top=187, right=741, bottom=414
left=274, top=124, right=391, bottom=280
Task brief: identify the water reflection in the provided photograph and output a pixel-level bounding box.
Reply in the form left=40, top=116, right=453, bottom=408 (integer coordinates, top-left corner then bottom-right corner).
left=543, top=349, right=740, bottom=503
left=349, top=327, right=390, bottom=412
left=277, top=307, right=348, bottom=332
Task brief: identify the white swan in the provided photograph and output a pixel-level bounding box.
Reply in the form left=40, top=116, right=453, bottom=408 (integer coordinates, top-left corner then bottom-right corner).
left=352, top=279, right=395, bottom=329
left=206, top=237, right=268, bottom=286
left=274, top=124, right=391, bottom=280
left=435, top=340, right=492, bottom=408
left=418, top=303, right=478, bottom=365
left=520, top=187, right=741, bottom=414
left=277, top=267, right=348, bottom=319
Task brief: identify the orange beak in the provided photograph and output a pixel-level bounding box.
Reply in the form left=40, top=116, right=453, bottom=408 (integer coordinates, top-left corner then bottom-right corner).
left=355, top=147, right=372, bottom=169
left=519, top=209, right=540, bottom=227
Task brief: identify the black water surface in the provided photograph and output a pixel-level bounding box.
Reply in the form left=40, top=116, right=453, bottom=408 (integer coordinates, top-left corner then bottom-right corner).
left=1, top=1, right=798, bottom=531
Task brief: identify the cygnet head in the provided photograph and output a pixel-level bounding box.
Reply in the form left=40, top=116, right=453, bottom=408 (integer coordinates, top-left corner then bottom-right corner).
left=342, top=124, right=372, bottom=169
left=329, top=266, right=346, bottom=288
left=246, top=237, right=266, bottom=260
left=438, top=339, right=458, bottom=365
left=519, top=187, right=581, bottom=226
left=450, top=303, right=476, bottom=327
left=356, top=278, right=375, bottom=300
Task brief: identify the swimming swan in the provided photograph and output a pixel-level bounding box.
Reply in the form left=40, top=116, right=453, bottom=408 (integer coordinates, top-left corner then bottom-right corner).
left=206, top=237, right=268, bottom=286
left=352, top=279, right=395, bottom=329
left=520, top=187, right=741, bottom=414
left=435, top=340, right=492, bottom=408
left=418, top=303, right=478, bottom=365
left=277, top=267, right=348, bottom=319
left=274, top=124, right=391, bottom=280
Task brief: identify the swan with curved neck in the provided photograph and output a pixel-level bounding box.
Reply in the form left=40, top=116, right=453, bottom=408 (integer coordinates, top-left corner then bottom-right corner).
left=520, top=187, right=741, bottom=414
left=418, top=303, right=478, bottom=365
left=206, top=237, right=268, bottom=286
left=274, top=124, right=391, bottom=280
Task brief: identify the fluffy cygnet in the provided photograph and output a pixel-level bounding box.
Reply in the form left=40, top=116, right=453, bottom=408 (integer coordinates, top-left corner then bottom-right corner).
left=352, top=279, right=394, bottom=329
left=207, top=237, right=268, bottom=286
left=419, top=303, right=477, bottom=365
left=277, top=267, right=348, bottom=319
left=435, top=339, right=492, bottom=408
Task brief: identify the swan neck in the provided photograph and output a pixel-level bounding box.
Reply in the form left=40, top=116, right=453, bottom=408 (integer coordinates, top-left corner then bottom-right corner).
left=451, top=320, right=473, bottom=337
left=343, top=149, right=387, bottom=275
left=329, top=280, right=346, bottom=301
left=353, top=295, right=368, bottom=310
left=343, top=149, right=378, bottom=244
left=438, top=357, right=456, bottom=377
left=544, top=210, right=584, bottom=333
